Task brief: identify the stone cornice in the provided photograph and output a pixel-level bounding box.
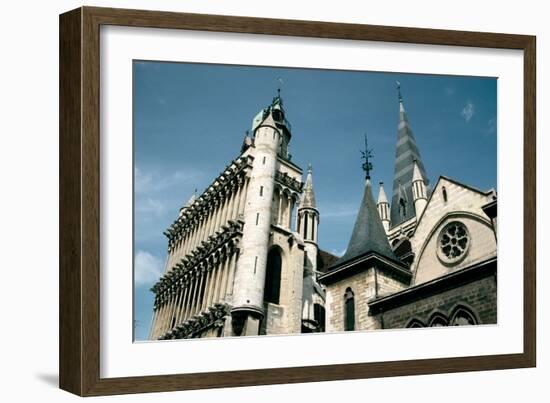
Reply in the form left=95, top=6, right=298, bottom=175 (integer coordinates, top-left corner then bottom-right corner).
left=151, top=221, right=242, bottom=303
left=163, top=155, right=254, bottom=244
left=159, top=303, right=231, bottom=340
left=275, top=170, right=303, bottom=194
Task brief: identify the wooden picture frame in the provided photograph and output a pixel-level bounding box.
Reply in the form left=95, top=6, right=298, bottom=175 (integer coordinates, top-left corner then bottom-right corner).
left=59, top=6, right=536, bottom=396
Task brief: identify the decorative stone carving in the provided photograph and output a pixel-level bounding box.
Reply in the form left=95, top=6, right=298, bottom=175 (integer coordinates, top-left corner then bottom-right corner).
left=437, top=221, right=470, bottom=265
left=159, top=303, right=232, bottom=340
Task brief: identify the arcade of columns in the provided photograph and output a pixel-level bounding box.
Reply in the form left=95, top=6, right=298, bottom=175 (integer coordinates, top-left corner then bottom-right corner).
left=150, top=156, right=302, bottom=339
left=150, top=155, right=252, bottom=339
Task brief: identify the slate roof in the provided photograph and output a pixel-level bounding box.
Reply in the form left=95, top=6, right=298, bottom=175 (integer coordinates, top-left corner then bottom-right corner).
left=332, top=179, right=399, bottom=268
left=389, top=91, right=429, bottom=227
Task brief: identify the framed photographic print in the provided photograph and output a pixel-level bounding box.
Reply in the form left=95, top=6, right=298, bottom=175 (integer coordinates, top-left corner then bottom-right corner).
left=59, top=6, right=536, bottom=396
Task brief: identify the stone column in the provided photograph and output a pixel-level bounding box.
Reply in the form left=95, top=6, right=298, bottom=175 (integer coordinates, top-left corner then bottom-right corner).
left=226, top=249, right=238, bottom=296
left=179, top=279, right=192, bottom=323
left=277, top=190, right=283, bottom=225
left=287, top=194, right=293, bottom=229
left=229, top=186, right=237, bottom=221
left=219, top=251, right=232, bottom=301
left=212, top=257, right=224, bottom=304
left=220, top=193, right=229, bottom=228
left=175, top=280, right=188, bottom=324
left=237, top=177, right=248, bottom=219
left=204, top=262, right=216, bottom=309
left=194, top=268, right=206, bottom=316
left=201, top=265, right=213, bottom=312
left=184, top=273, right=198, bottom=319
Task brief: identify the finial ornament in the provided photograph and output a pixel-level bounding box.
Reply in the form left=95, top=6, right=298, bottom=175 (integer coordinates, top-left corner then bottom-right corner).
left=396, top=80, right=403, bottom=102
left=277, top=77, right=284, bottom=96
left=307, top=163, right=312, bottom=174
left=361, top=133, right=374, bottom=179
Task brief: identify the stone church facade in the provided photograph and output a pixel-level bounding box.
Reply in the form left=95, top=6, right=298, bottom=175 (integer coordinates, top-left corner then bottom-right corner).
left=148, top=85, right=497, bottom=340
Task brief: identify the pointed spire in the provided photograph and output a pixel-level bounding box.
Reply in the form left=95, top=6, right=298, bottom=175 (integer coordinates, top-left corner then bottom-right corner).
left=335, top=179, right=398, bottom=266
left=377, top=182, right=390, bottom=232
left=389, top=83, right=429, bottom=226
left=412, top=159, right=428, bottom=218
left=300, top=163, right=317, bottom=209
left=377, top=181, right=388, bottom=204
left=412, top=158, right=425, bottom=183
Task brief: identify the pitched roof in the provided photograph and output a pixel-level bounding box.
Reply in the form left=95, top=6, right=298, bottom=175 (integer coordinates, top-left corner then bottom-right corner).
left=333, top=179, right=399, bottom=268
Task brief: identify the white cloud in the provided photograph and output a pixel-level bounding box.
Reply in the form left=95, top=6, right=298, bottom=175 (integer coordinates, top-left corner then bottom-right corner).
left=135, top=250, right=164, bottom=285
left=135, top=166, right=204, bottom=194
left=321, top=205, right=358, bottom=219
left=136, top=197, right=165, bottom=217
left=461, top=101, right=475, bottom=122
left=330, top=248, right=347, bottom=257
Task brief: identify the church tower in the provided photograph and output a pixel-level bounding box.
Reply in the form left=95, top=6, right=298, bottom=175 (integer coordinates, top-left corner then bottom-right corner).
left=390, top=82, right=429, bottom=227
left=150, top=90, right=305, bottom=341
left=231, top=94, right=289, bottom=335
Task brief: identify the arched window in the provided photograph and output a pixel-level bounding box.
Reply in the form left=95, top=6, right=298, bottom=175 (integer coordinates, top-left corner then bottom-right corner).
left=344, top=288, right=355, bottom=331
left=451, top=306, right=478, bottom=326
left=264, top=248, right=282, bottom=304
left=406, top=318, right=425, bottom=328
left=442, top=186, right=448, bottom=202
left=429, top=313, right=449, bottom=327
left=314, top=303, right=326, bottom=332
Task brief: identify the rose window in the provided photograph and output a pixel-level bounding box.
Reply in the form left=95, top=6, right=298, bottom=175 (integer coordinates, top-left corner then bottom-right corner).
left=437, top=221, right=470, bottom=264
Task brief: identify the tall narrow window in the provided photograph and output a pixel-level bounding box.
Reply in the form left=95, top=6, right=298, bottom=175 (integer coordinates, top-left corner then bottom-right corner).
left=262, top=156, right=266, bottom=165
left=264, top=248, right=282, bottom=304
left=311, top=215, right=315, bottom=241
left=256, top=212, right=260, bottom=225
left=259, top=186, right=263, bottom=196
left=344, top=288, right=355, bottom=331
left=399, top=198, right=407, bottom=219
left=303, top=213, right=309, bottom=239
left=314, top=303, right=326, bottom=332
left=442, top=186, right=448, bottom=202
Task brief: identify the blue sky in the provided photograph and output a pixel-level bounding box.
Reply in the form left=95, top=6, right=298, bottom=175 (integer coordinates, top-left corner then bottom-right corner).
left=133, top=61, right=497, bottom=340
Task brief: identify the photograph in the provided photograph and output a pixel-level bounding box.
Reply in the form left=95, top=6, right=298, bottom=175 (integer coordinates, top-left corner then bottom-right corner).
left=133, top=61, right=498, bottom=341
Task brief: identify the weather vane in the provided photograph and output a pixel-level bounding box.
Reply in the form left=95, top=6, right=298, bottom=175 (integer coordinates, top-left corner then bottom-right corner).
left=361, top=133, right=374, bottom=179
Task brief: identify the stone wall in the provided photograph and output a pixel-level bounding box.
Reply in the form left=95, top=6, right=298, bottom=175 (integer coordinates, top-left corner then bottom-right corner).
left=325, top=265, right=409, bottom=332
left=377, top=274, right=497, bottom=328
left=411, top=178, right=496, bottom=284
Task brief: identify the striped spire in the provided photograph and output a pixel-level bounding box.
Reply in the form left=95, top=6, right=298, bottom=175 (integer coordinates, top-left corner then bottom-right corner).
left=389, top=82, right=428, bottom=226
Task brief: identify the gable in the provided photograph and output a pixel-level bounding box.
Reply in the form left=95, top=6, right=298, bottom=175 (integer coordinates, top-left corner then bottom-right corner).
left=409, top=176, right=496, bottom=284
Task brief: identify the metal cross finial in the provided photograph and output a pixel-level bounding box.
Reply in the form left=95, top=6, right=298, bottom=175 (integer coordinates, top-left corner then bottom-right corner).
left=361, top=133, right=374, bottom=179
left=307, top=163, right=313, bottom=174
left=396, top=80, right=403, bottom=102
